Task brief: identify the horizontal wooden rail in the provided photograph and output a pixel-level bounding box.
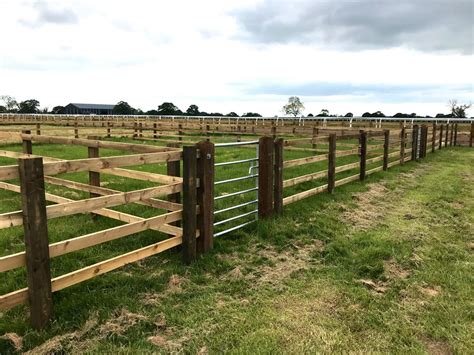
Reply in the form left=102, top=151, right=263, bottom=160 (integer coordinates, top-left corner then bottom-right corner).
left=0, top=234, right=184, bottom=310
left=283, top=170, right=326, bottom=188
left=0, top=210, right=183, bottom=273
left=283, top=154, right=328, bottom=168
left=283, top=184, right=328, bottom=205
left=20, top=134, right=179, bottom=153
left=0, top=183, right=182, bottom=228
left=0, top=150, right=182, bottom=181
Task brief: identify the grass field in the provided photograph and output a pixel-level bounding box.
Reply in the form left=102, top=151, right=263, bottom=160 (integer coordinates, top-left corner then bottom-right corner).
left=0, top=141, right=473, bottom=353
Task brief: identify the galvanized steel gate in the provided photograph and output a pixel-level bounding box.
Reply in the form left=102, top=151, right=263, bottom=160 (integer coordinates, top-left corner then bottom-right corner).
left=212, top=140, right=260, bottom=237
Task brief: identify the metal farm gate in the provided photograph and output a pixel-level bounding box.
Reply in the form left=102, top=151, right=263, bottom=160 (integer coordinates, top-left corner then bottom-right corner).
left=212, top=140, right=260, bottom=237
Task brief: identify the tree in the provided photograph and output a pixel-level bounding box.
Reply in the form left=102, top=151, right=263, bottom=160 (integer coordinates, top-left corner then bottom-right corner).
left=186, top=104, right=200, bottom=116
left=282, top=96, right=305, bottom=117
left=226, top=112, right=239, bottom=117
left=146, top=109, right=159, bottom=115
left=209, top=112, right=224, bottom=117
left=0, top=105, right=6, bottom=113
left=307, top=113, right=314, bottom=117
left=157, top=102, right=182, bottom=115
left=17, top=99, right=40, bottom=113
left=0, top=95, right=18, bottom=112
left=316, top=109, right=329, bottom=117
left=448, top=99, right=471, bottom=118
left=113, top=101, right=135, bottom=115
left=52, top=106, right=64, bottom=114
left=242, top=112, right=262, bottom=117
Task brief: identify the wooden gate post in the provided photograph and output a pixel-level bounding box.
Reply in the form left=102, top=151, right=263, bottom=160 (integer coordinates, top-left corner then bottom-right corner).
left=19, top=157, right=53, bottom=329
left=196, top=141, right=214, bottom=253
left=327, top=134, right=336, bottom=193
left=439, top=124, right=444, bottom=149
left=22, top=130, right=32, bottom=154
left=87, top=136, right=100, bottom=198
left=359, top=130, right=367, bottom=181
left=400, top=126, right=406, bottom=165
left=383, top=129, right=390, bottom=170
left=182, top=146, right=197, bottom=264
left=432, top=123, right=436, bottom=153
left=411, top=125, right=419, bottom=161
left=274, top=138, right=284, bottom=214
left=258, top=136, right=274, bottom=218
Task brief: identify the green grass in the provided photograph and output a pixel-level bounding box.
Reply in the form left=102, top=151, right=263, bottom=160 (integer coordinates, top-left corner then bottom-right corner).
left=0, top=140, right=473, bottom=353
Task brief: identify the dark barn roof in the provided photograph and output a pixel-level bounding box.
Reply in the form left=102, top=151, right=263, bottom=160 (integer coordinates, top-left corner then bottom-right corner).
left=69, top=103, right=115, bottom=110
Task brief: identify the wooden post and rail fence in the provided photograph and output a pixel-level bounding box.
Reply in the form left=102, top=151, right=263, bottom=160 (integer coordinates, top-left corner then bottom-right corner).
left=0, top=122, right=471, bottom=329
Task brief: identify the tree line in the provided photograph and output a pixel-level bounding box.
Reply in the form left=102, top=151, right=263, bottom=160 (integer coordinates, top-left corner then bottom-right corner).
left=0, top=95, right=471, bottom=118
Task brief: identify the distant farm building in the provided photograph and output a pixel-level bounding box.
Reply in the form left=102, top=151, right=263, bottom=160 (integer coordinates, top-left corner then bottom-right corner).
left=62, top=103, right=115, bottom=115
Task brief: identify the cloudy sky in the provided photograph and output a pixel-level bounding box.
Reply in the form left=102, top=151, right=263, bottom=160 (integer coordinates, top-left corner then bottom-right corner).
left=0, top=0, right=472, bottom=116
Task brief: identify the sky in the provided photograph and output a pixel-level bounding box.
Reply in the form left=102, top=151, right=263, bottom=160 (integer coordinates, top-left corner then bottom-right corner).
left=0, top=0, right=473, bottom=117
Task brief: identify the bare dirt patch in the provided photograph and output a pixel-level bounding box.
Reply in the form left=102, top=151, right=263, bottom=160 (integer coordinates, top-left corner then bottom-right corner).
left=342, top=183, right=390, bottom=230
left=99, top=309, right=147, bottom=336
left=26, top=309, right=148, bottom=354
left=420, top=285, right=441, bottom=297
left=384, top=259, right=410, bottom=279
left=421, top=337, right=453, bottom=355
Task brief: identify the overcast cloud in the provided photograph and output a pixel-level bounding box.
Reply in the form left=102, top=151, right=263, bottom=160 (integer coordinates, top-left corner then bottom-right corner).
left=0, top=0, right=472, bottom=116
left=235, top=0, right=473, bottom=54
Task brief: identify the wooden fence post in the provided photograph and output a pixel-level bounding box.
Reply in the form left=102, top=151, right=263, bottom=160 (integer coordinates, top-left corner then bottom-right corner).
left=87, top=136, right=100, bottom=198
left=36, top=123, right=41, bottom=136
left=383, top=129, right=389, bottom=170
left=400, top=126, right=406, bottom=165
left=74, top=122, right=79, bottom=138
left=419, top=125, right=426, bottom=158
left=19, top=157, right=53, bottom=329
left=431, top=123, right=436, bottom=153
left=153, top=123, right=157, bottom=139
left=449, top=123, right=454, bottom=146
left=327, top=133, right=336, bottom=193
left=439, top=124, right=444, bottom=149
left=470, top=122, right=474, bottom=147
left=454, top=123, right=458, bottom=146
left=312, top=127, right=317, bottom=151
left=445, top=123, right=449, bottom=147
left=107, top=123, right=111, bottom=138
left=22, top=130, right=32, bottom=154
left=411, top=125, right=419, bottom=161
left=258, top=136, right=274, bottom=218
left=196, top=141, right=214, bottom=253
left=133, top=122, right=138, bottom=138
left=274, top=138, right=283, bottom=214
left=182, top=146, right=197, bottom=264
left=359, top=130, right=367, bottom=181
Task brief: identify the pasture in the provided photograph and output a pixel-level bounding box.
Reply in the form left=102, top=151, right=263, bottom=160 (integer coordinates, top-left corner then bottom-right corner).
left=0, top=115, right=472, bottom=353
